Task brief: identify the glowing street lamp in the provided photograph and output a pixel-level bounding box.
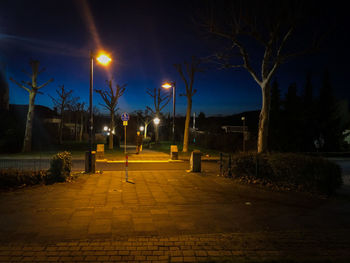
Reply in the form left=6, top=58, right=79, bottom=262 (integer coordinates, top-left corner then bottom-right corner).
left=139, top=126, right=144, bottom=131
left=162, top=81, right=176, bottom=143
left=87, top=50, right=112, bottom=173
left=103, top=126, right=108, bottom=131
left=96, top=52, right=112, bottom=65
left=153, top=117, right=160, bottom=125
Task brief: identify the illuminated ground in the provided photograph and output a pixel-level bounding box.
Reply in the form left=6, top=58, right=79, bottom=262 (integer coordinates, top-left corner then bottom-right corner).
left=0, top=155, right=350, bottom=262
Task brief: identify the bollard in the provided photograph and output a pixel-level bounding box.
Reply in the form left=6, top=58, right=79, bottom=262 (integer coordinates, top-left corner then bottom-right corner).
left=85, top=151, right=96, bottom=173
left=190, top=150, right=201, bottom=172
left=125, top=154, right=128, bottom=182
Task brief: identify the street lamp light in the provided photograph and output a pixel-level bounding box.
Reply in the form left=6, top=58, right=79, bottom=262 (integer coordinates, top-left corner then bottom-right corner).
left=139, top=126, right=144, bottom=131
left=153, top=117, right=160, bottom=125
left=241, top=116, right=246, bottom=152
left=87, top=50, right=112, bottom=173
left=103, top=126, right=108, bottom=131
left=162, top=81, right=176, bottom=143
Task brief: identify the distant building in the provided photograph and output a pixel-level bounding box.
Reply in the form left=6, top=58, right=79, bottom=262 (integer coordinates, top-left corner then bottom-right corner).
left=221, top=125, right=247, bottom=133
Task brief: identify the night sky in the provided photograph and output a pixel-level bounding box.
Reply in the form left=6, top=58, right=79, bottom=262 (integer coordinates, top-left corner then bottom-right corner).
left=0, top=0, right=348, bottom=116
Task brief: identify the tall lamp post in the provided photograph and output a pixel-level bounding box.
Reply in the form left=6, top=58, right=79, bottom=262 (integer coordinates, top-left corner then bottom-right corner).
left=87, top=50, right=112, bottom=173
left=241, top=116, right=246, bottom=152
left=161, top=81, right=176, bottom=143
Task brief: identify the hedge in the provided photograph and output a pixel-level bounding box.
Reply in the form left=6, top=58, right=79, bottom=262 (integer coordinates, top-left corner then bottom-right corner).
left=0, top=169, right=47, bottom=189
left=0, top=151, right=73, bottom=189
left=230, top=153, right=343, bottom=195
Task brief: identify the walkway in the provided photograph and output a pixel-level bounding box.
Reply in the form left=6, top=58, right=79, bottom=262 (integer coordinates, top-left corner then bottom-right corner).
left=1, top=166, right=350, bottom=262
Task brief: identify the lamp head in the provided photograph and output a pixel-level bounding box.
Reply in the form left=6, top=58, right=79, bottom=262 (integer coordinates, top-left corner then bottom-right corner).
left=161, top=83, right=172, bottom=89
left=96, top=52, right=112, bottom=66
left=153, top=117, right=160, bottom=125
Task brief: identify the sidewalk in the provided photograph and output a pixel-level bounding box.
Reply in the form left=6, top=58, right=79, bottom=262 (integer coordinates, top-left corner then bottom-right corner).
left=1, top=169, right=350, bottom=262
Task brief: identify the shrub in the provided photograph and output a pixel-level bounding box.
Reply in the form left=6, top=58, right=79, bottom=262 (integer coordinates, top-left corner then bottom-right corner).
left=142, top=137, right=151, bottom=148
left=47, top=151, right=72, bottom=183
left=230, top=153, right=343, bottom=195
left=0, top=169, right=47, bottom=189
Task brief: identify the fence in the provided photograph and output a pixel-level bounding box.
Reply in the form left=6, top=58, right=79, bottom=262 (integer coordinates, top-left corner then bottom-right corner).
left=0, top=159, right=51, bottom=171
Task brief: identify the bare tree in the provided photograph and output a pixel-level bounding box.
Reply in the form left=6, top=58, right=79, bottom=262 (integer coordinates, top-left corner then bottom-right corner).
left=50, top=85, right=73, bottom=144
left=135, top=109, right=152, bottom=138
left=146, top=88, right=171, bottom=143
left=205, top=0, right=322, bottom=153
left=95, top=80, right=126, bottom=149
left=10, top=60, right=53, bottom=152
left=77, top=102, right=86, bottom=142
left=68, top=97, right=85, bottom=141
left=174, top=57, right=201, bottom=152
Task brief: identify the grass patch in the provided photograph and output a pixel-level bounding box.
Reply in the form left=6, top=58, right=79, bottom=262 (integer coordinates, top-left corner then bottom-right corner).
left=149, top=141, right=221, bottom=158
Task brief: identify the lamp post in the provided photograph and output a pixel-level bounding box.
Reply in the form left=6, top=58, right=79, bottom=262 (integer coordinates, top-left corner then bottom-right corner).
left=87, top=50, right=111, bottom=173
left=241, top=116, right=246, bottom=152
left=161, top=81, right=176, bottom=144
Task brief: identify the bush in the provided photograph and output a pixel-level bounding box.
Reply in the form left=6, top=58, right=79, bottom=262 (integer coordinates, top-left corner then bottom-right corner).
left=0, top=169, right=47, bottom=189
left=47, top=151, right=72, bottom=183
left=230, top=153, right=343, bottom=195
left=142, top=137, right=151, bottom=148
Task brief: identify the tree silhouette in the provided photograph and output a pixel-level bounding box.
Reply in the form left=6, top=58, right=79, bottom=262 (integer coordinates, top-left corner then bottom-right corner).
left=135, top=109, right=152, bottom=138
left=50, top=85, right=73, bottom=144
left=95, top=80, right=126, bottom=149
left=205, top=0, right=322, bottom=153
left=146, top=87, right=171, bottom=143
left=174, top=57, right=201, bottom=152
left=10, top=59, right=53, bottom=152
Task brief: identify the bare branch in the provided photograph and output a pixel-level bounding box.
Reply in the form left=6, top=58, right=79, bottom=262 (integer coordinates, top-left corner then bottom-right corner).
left=9, top=77, right=30, bottom=93
left=37, top=78, right=54, bottom=90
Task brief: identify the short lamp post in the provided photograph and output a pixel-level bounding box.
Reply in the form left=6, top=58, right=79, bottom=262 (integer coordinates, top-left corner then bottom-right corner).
left=87, top=50, right=111, bottom=173
left=161, top=82, right=176, bottom=144
left=241, top=116, right=246, bottom=152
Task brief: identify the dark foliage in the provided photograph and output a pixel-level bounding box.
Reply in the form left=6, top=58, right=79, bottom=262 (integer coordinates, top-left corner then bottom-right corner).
left=230, top=153, right=342, bottom=195
left=0, top=169, right=47, bottom=189
left=268, top=70, right=348, bottom=152
left=47, top=151, right=72, bottom=183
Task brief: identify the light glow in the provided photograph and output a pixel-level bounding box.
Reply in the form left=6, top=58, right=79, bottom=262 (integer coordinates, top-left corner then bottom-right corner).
left=140, top=126, right=144, bottom=131
left=162, top=83, right=172, bottom=89
left=153, top=117, right=160, bottom=125
left=97, top=53, right=112, bottom=65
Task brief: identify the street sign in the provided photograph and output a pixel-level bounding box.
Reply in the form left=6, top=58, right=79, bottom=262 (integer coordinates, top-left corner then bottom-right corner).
left=121, top=112, right=129, bottom=121
left=123, top=121, right=128, bottom=126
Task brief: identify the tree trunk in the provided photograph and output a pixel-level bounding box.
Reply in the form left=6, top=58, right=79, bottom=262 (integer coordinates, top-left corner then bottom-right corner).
left=22, top=91, right=36, bottom=152
left=79, top=111, right=83, bottom=142
left=144, top=122, right=148, bottom=138
left=257, top=83, right=271, bottom=153
left=183, top=97, right=192, bottom=152
left=109, top=112, right=114, bottom=149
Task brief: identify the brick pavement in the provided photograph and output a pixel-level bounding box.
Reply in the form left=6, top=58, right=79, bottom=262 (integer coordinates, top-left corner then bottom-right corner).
left=1, top=168, right=350, bottom=262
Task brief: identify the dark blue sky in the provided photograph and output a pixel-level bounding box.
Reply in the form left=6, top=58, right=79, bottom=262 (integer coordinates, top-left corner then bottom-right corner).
left=1, top=0, right=348, bottom=116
